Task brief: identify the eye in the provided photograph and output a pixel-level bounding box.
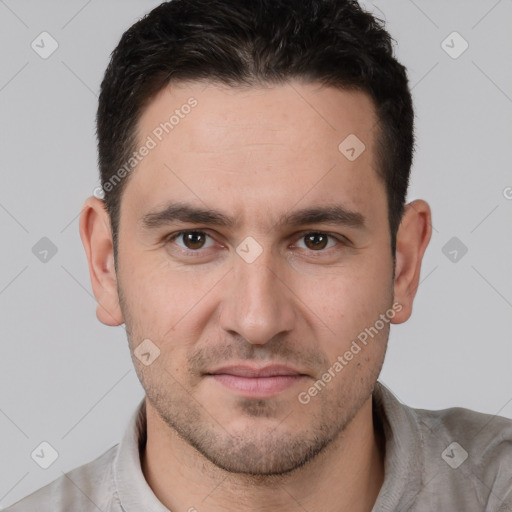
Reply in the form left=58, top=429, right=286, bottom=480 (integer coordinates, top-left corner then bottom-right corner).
left=167, top=230, right=215, bottom=251
left=164, top=229, right=345, bottom=258
left=294, top=232, right=341, bottom=251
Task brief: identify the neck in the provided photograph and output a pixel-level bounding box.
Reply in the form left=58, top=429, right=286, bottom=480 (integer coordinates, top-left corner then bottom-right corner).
left=141, top=395, right=385, bottom=512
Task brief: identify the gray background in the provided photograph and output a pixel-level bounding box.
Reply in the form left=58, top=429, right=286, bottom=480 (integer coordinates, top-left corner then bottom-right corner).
left=1, top=0, right=511, bottom=507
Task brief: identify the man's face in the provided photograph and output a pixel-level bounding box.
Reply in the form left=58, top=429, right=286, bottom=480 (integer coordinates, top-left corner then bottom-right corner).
left=116, top=81, right=394, bottom=475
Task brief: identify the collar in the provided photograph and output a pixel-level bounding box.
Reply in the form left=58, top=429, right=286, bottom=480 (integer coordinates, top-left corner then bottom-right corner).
left=371, top=381, right=425, bottom=511
left=113, top=398, right=170, bottom=512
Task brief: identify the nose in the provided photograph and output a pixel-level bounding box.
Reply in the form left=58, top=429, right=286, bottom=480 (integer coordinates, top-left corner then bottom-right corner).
left=219, top=247, right=296, bottom=346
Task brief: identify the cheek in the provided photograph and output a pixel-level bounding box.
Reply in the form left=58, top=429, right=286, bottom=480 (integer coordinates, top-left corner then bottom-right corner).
left=118, top=247, right=225, bottom=342
left=307, top=257, right=393, bottom=351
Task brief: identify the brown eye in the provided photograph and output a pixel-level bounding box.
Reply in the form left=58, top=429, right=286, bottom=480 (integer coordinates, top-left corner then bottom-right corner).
left=168, top=231, right=215, bottom=252
left=303, top=232, right=329, bottom=250
left=181, top=231, right=207, bottom=249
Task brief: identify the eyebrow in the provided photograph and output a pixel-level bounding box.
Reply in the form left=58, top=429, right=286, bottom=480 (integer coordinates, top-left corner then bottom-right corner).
left=141, top=202, right=365, bottom=231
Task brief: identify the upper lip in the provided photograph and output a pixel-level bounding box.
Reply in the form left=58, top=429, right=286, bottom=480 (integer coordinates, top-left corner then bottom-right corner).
left=205, top=364, right=305, bottom=378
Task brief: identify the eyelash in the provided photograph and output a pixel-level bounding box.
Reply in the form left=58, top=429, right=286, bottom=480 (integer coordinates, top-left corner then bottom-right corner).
left=164, top=230, right=347, bottom=257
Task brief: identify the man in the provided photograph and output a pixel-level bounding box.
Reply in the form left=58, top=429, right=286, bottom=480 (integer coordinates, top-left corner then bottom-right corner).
left=6, top=0, right=512, bottom=511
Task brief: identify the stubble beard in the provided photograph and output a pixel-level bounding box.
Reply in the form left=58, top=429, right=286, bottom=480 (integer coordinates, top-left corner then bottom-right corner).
left=118, top=280, right=388, bottom=479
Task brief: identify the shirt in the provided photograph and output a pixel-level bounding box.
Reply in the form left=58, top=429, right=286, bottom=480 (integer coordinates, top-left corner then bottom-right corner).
left=5, top=381, right=512, bottom=511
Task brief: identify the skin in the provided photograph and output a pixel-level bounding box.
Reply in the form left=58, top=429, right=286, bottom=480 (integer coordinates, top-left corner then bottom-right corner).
left=80, top=80, right=431, bottom=512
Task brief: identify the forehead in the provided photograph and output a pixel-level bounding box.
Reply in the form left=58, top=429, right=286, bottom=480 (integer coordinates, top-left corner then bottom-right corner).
left=123, top=80, right=384, bottom=226
left=139, top=80, right=377, bottom=152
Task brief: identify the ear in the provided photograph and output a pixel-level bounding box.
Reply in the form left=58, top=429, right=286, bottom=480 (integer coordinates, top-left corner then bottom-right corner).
left=391, top=199, right=432, bottom=324
left=79, top=197, right=124, bottom=326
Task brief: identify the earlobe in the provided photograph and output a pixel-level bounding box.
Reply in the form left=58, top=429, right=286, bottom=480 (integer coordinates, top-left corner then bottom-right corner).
left=79, top=197, right=124, bottom=326
left=391, top=199, right=432, bottom=324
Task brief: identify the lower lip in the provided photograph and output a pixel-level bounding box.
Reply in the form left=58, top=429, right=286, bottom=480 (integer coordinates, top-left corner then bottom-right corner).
left=209, top=374, right=304, bottom=397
